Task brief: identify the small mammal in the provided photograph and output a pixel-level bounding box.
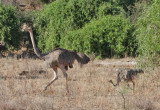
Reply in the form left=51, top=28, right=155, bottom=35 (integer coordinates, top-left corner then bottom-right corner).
left=109, top=68, right=144, bottom=90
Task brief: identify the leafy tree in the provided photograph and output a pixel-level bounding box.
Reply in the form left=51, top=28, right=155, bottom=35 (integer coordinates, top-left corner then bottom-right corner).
left=117, top=0, right=137, bottom=11
left=136, top=0, right=160, bottom=68
left=34, top=0, right=123, bottom=53
left=127, top=0, right=149, bottom=24
left=0, top=3, right=21, bottom=50
left=61, top=15, right=135, bottom=58
left=40, top=0, right=56, bottom=4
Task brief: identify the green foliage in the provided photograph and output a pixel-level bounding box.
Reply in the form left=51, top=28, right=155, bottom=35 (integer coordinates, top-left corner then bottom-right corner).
left=0, top=3, right=21, bottom=50
left=127, top=0, right=149, bottom=24
left=117, top=0, right=137, bottom=12
left=61, top=15, right=135, bottom=57
left=40, top=0, right=56, bottom=4
left=136, top=0, right=160, bottom=68
left=34, top=0, right=123, bottom=53
left=20, top=11, right=35, bottom=24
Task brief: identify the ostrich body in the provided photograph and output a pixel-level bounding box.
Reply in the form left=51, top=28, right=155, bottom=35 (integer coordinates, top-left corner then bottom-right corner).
left=22, top=24, right=90, bottom=91
left=109, top=68, right=144, bottom=91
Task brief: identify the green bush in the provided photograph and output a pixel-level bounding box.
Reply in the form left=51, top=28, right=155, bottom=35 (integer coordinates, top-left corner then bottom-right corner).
left=34, top=0, right=123, bottom=53
left=127, top=0, right=149, bottom=24
left=136, top=0, right=160, bottom=68
left=0, top=3, right=21, bottom=50
left=40, top=0, right=56, bottom=4
left=61, top=15, right=135, bottom=58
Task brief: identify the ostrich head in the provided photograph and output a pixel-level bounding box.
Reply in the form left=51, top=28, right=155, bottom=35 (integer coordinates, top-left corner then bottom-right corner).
left=77, top=52, right=90, bottom=64
left=136, top=69, right=144, bottom=73
left=21, top=23, right=32, bottom=32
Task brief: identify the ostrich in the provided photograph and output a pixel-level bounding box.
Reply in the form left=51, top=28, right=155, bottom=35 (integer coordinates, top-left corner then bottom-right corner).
left=109, top=68, right=144, bottom=91
left=22, top=24, right=90, bottom=91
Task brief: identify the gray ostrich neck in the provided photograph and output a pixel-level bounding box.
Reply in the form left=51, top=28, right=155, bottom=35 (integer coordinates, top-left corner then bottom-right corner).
left=75, top=54, right=83, bottom=64
left=28, top=30, right=44, bottom=59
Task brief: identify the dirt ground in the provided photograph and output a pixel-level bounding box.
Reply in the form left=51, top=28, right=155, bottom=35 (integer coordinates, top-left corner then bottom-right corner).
left=0, top=58, right=160, bottom=110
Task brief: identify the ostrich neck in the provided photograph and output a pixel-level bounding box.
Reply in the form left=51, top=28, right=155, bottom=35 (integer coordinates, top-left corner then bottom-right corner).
left=28, top=30, right=44, bottom=59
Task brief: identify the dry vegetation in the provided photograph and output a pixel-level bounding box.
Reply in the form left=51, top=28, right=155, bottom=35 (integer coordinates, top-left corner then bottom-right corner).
left=0, top=58, right=160, bottom=110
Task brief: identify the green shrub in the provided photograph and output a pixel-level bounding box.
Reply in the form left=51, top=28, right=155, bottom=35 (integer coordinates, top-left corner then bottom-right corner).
left=40, top=0, right=56, bottom=4
left=61, top=15, right=135, bottom=58
left=136, top=0, right=160, bottom=68
left=127, top=0, right=149, bottom=24
left=34, top=0, right=123, bottom=53
left=0, top=3, right=21, bottom=50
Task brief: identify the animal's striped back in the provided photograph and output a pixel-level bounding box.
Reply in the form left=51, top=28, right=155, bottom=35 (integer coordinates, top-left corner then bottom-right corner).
left=116, top=68, right=144, bottom=81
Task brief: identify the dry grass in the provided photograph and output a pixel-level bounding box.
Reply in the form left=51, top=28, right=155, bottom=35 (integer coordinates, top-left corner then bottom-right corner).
left=0, top=58, right=160, bottom=110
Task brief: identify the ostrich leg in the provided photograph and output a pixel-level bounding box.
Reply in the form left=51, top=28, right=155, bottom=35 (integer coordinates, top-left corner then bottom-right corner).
left=59, top=65, right=69, bottom=93
left=44, top=68, right=58, bottom=91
